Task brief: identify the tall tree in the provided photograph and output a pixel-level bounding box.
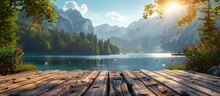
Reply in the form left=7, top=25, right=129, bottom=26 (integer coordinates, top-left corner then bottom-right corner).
left=104, top=39, right=112, bottom=55
left=98, top=39, right=104, bottom=55
left=0, top=0, right=57, bottom=46
left=198, top=0, right=219, bottom=48
left=0, top=0, right=18, bottom=46
left=93, top=35, right=99, bottom=55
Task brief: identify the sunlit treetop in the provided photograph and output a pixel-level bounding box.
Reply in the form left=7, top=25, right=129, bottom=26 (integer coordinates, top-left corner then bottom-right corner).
left=10, top=0, right=57, bottom=25
left=143, top=0, right=220, bottom=27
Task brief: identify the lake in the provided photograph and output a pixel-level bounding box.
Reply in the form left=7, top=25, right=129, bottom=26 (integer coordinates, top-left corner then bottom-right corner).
left=22, top=53, right=186, bottom=71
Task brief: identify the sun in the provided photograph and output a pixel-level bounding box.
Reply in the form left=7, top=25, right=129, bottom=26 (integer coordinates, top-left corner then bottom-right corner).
left=167, top=2, right=180, bottom=12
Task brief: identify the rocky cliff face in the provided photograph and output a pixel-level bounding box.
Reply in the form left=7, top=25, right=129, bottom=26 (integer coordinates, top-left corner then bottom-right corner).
left=44, top=6, right=94, bottom=33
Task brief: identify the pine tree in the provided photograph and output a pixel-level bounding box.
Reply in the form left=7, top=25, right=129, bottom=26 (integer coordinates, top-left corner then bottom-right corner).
left=104, top=39, right=112, bottom=55
left=93, top=35, right=99, bottom=55
left=197, top=0, right=219, bottom=48
left=98, top=39, right=104, bottom=55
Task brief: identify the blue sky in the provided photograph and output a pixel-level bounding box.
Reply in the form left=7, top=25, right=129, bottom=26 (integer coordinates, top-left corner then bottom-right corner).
left=54, top=0, right=153, bottom=27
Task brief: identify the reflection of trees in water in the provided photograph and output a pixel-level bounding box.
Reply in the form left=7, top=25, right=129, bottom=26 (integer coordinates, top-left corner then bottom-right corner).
left=23, top=57, right=99, bottom=65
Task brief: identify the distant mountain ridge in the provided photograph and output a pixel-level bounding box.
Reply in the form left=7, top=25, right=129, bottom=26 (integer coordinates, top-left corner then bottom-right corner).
left=44, top=6, right=94, bottom=33
left=94, top=24, right=128, bottom=40
left=94, top=11, right=203, bottom=52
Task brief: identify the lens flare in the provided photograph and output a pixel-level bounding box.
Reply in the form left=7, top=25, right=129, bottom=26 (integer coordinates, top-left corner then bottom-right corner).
left=167, top=2, right=180, bottom=12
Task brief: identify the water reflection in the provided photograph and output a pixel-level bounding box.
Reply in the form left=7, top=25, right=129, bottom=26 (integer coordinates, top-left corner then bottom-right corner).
left=22, top=53, right=186, bottom=71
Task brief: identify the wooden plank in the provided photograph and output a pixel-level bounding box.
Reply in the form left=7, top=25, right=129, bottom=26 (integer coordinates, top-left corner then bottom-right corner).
left=0, top=71, right=37, bottom=80
left=187, top=70, right=220, bottom=79
left=0, top=71, right=50, bottom=84
left=0, top=70, right=64, bottom=93
left=39, top=70, right=91, bottom=96
left=130, top=70, right=177, bottom=96
left=155, top=70, right=220, bottom=96
left=84, top=70, right=108, bottom=96
left=122, top=70, right=156, bottom=96
left=42, top=70, right=99, bottom=96
left=109, top=70, right=130, bottom=96
left=109, top=82, right=116, bottom=96
left=0, top=71, right=70, bottom=96
left=0, top=70, right=60, bottom=87
left=61, top=70, right=99, bottom=96
left=19, top=70, right=86, bottom=96
left=140, top=69, right=208, bottom=96
left=160, top=70, right=220, bottom=93
left=174, top=70, right=220, bottom=81
left=165, top=70, right=220, bottom=87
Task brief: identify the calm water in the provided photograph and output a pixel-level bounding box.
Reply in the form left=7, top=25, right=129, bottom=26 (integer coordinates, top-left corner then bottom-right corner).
left=22, top=53, right=186, bottom=71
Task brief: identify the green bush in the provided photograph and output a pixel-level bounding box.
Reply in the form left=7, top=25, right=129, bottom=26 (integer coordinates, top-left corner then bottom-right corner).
left=184, top=44, right=220, bottom=73
left=166, top=65, right=186, bottom=70
left=0, top=45, right=24, bottom=75
left=16, top=62, right=38, bottom=72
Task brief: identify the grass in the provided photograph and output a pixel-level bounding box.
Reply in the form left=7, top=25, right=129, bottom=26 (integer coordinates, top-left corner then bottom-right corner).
left=16, top=62, right=38, bottom=72
left=166, top=64, right=186, bottom=70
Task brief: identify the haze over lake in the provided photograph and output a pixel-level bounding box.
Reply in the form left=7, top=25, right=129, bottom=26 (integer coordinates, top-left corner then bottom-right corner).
left=23, top=53, right=185, bottom=71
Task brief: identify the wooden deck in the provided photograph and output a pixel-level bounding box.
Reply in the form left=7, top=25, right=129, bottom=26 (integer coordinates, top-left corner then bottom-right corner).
left=0, top=70, right=220, bottom=96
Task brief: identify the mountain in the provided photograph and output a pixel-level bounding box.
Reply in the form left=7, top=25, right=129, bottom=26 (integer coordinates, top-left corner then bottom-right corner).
left=94, top=11, right=202, bottom=52
left=160, top=19, right=201, bottom=52
left=44, top=6, right=94, bottom=33
left=94, top=24, right=128, bottom=40
left=109, top=37, right=144, bottom=53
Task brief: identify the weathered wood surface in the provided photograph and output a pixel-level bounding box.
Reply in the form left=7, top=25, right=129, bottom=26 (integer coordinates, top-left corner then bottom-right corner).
left=122, top=70, right=156, bottom=96
left=155, top=70, right=220, bottom=96
left=130, top=70, right=177, bottom=96
left=84, top=70, right=108, bottom=96
left=0, top=69, right=220, bottom=96
left=109, top=70, right=130, bottom=96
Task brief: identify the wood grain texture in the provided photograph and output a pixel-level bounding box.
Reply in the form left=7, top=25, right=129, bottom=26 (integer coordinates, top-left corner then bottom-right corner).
left=155, top=70, right=220, bottom=96
left=168, top=70, right=220, bottom=87
left=122, top=70, right=156, bottom=96
left=160, top=70, right=220, bottom=93
left=0, top=70, right=219, bottom=96
left=61, top=70, right=99, bottom=96
left=141, top=69, right=208, bottom=96
left=84, top=70, right=108, bottom=96
left=109, top=70, right=130, bottom=96
left=0, top=70, right=63, bottom=93
left=130, top=70, right=177, bottom=96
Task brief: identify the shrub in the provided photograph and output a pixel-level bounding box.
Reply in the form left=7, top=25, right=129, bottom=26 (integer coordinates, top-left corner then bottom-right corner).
left=184, top=44, right=220, bottom=73
left=16, top=62, right=38, bottom=72
left=166, top=65, right=186, bottom=70
left=0, top=45, right=24, bottom=75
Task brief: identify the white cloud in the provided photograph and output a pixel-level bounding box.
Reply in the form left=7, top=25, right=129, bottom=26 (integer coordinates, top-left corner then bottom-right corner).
left=63, top=1, right=88, bottom=14
left=106, top=11, right=127, bottom=21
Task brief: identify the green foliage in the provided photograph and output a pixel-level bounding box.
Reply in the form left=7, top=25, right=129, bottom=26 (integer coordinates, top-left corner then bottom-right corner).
left=0, top=46, right=24, bottom=75
left=198, top=1, right=220, bottom=48
left=184, top=44, right=220, bottom=73
left=8, top=0, right=57, bottom=26
left=0, top=0, right=19, bottom=46
left=104, top=40, right=112, bottom=55
left=16, top=62, right=38, bottom=73
left=17, top=20, right=120, bottom=55
left=166, top=65, right=186, bottom=70
left=0, top=0, right=57, bottom=46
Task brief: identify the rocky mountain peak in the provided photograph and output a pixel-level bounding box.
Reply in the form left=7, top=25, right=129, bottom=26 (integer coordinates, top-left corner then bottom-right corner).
left=44, top=6, right=94, bottom=33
